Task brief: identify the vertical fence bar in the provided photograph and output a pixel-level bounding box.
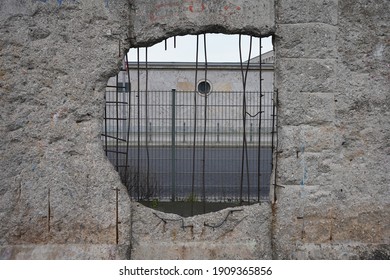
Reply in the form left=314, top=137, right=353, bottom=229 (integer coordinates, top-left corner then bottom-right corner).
left=250, top=122, right=253, bottom=143
left=171, top=89, right=176, bottom=202
left=217, top=122, right=220, bottom=143
left=149, top=121, right=152, bottom=143
left=183, top=122, right=186, bottom=143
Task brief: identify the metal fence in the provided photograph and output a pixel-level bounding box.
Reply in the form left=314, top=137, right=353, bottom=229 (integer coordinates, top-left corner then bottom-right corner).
left=102, top=89, right=277, bottom=208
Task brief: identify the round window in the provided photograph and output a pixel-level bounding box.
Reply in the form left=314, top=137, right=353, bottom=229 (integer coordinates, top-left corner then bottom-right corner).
left=197, top=80, right=212, bottom=95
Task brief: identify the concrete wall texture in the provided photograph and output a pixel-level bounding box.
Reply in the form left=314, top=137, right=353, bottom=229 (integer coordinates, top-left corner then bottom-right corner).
left=0, top=0, right=388, bottom=259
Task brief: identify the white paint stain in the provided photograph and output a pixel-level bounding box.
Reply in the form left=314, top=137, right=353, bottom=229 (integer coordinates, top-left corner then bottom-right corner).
left=53, top=112, right=59, bottom=124
left=374, top=43, right=385, bottom=59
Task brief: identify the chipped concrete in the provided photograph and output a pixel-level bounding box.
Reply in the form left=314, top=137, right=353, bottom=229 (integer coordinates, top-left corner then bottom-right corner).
left=131, top=203, right=272, bottom=259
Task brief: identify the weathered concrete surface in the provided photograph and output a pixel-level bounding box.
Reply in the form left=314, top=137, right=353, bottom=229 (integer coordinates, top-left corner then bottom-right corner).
left=0, top=244, right=130, bottom=260
left=0, top=0, right=133, bottom=258
left=273, top=0, right=390, bottom=259
left=131, top=203, right=272, bottom=259
left=0, top=0, right=276, bottom=259
left=131, top=0, right=275, bottom=46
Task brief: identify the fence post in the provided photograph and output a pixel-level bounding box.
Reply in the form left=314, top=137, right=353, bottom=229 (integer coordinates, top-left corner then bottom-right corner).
left=183, top=122, right=186, bottom=143
left=171, top=89, right=176, bottom=202
left=149, top=121, right=152, bottom=142
left=217, top=122, right=220, bottom=143
left=250, top=122, right=253, bottom=143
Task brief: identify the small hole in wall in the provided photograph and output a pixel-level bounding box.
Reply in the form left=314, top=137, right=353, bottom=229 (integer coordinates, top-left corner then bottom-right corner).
left=102, top=34, right=275, bottom=217
left=197, top=80, right=212, bottom=95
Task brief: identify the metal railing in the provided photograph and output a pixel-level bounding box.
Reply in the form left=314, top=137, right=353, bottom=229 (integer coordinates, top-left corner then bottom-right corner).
left=102, top=89, right=276, bottom=206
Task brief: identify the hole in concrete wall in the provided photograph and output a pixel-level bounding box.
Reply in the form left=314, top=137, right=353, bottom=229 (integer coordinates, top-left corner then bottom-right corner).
left=102, top=33, right=275, bottom=217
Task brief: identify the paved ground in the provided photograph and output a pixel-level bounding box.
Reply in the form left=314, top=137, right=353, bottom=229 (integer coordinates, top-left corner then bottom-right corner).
left=107, top=146, right=272, bottom=202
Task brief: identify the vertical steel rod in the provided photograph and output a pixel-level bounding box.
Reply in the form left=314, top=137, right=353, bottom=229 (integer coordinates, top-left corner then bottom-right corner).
left=104, top=92, right=108, bottom=157
left=202, top=33, right=208, bottom=214
left=246, top=36, right=253, bottom=205
left=239, top=35, right=253, bottom=205
left=115, top=74, right=119, bottom=171
left=114, top=188, right=119, bottom=244
left=258, top=37, right=263, bottom=202
left=124, top=54, right=132, bottom=190
left=239, top=35, right=244, bottom=204
left=171, top=89, right=176, bottom=202
left=272, top=89, right=279, bottom=202
left=118, top=40, right=121, bottom=58
left=191, top=35, right=200, bottom=216
left=145, top=47, right=150, bottom=197
left=137, top=48, right=141, bottom=201
left=47, top=187, right=51, bottom=233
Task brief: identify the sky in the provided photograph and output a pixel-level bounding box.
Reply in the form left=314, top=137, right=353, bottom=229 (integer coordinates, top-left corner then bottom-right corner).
left=128, top=34, right=273, bottom=63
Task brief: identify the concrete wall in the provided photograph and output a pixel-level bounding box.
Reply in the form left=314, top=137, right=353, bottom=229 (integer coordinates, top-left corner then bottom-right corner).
left=0, top=0, right=389, bottom=259
left=0, top=0, right=133, bottom=259
left=274, top=0, right=390, bottom=259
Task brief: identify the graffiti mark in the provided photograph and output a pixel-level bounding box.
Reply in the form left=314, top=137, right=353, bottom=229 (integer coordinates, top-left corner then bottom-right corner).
left=224, top=3, right=241, bottom=13
left=150, top=1, right=182, bottom=21
left=105, top=0, right=109, bottom=8
left=37, top=0, right=76, bottom=6
left=149, top=0, right=242, bottom=22
left=38, top=0, right=63, bottom=5
left=188, top=2, right=205, bottom=13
